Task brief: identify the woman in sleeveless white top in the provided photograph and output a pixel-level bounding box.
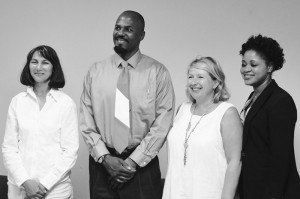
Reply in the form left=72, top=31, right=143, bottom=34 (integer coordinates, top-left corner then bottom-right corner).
left=162, top=56, right=242, bottom=199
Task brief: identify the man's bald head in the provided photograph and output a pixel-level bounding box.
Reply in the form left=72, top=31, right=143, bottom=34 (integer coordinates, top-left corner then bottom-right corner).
left=117, top=10, right=145, bottom=32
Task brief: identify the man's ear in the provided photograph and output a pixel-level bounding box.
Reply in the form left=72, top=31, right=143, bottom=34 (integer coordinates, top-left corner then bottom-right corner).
left=140, top=31, right=145, bottom=41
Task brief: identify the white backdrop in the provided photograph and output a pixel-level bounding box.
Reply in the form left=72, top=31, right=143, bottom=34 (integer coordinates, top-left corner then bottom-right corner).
left=1, top=0, right=300, bottom=198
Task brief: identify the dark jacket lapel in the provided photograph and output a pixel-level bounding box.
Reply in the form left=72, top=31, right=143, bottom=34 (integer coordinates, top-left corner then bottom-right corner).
left=242, top=80, right=278, bottom=150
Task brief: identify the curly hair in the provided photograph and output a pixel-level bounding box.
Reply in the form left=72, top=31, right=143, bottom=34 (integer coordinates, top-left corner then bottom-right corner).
left=239, top=34, right=285, bottom=71
left=186, top=56, right=230, bottom=103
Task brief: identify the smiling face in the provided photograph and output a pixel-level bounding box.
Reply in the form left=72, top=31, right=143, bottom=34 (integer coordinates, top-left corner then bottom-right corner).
left=187, top=63, right=218, bottom=102
left=241, top=50, right=273, bottom=89
left=113, top=12, right=145, bottom=60
left=29, top=51, right=53, bottom=85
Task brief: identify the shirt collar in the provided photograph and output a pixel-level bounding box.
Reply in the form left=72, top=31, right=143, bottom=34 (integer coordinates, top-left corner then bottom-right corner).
left=113, top=50, right=142, bottom=69
left=26, top=87, right=60, bottom=102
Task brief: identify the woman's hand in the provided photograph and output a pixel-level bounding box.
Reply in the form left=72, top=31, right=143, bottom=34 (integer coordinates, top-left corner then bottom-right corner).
left=22, top=179, right=47, bottom=199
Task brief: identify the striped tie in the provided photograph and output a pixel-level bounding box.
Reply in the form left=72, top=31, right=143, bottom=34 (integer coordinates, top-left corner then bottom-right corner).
left=114, top=61, right=130, bottom=153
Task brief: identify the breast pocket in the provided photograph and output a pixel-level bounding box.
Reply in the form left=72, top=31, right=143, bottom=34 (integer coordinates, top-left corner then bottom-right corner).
left=145, top=76, right=156, bottom=104
left=130, top=70, right=156, bottom=116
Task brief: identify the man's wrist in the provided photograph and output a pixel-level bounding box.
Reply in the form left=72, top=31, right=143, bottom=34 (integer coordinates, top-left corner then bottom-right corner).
left=127, top=158, right=138, bottom=169
left=98, top=154, right=110, bottom=163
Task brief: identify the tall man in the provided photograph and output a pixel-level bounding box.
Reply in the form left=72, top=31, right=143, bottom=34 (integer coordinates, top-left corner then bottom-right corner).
left=80, top=10, right=175, bottom=199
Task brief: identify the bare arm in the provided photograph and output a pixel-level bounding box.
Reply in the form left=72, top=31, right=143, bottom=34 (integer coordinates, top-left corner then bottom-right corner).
left=221, top=107, right=243, bottom=199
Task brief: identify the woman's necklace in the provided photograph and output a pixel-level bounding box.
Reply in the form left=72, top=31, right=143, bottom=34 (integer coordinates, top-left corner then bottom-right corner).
left=183, top=103, right=214, bottom=166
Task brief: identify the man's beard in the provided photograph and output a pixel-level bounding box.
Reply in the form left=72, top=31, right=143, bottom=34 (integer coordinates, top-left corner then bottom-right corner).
left=114, top=46, right=127, bottom=54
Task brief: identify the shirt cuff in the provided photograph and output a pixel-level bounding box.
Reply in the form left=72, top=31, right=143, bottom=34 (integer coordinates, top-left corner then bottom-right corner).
left=91, top=141, right=110, bottom=162
left=39, top=174, right=57, bottom=190
left=129, top=148, right=152, bottom=167
left=14, top=168, right=30, bottom=187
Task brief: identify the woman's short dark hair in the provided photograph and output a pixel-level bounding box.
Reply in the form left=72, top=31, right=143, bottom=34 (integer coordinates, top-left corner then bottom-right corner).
left=240, top=34, right=285, bottom=71
left=20, top=45, right=65, bottom=89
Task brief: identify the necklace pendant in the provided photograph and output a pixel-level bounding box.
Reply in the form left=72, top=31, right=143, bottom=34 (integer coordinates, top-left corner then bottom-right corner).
left=183, top=103, right=214, bottom=166
left=184, top=142, right=188, bottom=149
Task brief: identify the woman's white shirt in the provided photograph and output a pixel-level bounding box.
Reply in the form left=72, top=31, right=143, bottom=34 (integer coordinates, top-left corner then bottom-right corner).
left=2, top=87, right=79, bottom=190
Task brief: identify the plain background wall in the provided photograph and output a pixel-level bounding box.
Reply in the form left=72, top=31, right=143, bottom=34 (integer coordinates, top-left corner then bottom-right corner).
left=1, top=0, right=300, bottom=198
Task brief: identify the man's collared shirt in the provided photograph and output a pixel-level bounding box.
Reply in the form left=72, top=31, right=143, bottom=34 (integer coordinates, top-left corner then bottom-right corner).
left=80, top=50, right=175, bottom=167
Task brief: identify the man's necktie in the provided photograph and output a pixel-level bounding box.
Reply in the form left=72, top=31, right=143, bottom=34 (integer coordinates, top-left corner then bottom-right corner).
left=113, top=61, right=130, bottom=153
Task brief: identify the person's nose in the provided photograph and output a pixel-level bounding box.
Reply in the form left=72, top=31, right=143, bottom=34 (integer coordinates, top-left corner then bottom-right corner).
left=189, top=78, right=198, bottom=85
left=36, top=62, right=42, bottom=70
left=116, top=28, right=125, bottom=37
left=242, top=64, right=251, bottom=72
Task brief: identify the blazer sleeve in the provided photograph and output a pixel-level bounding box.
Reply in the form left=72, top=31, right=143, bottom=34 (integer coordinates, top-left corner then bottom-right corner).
left=265, top=93, right=297, bottom=198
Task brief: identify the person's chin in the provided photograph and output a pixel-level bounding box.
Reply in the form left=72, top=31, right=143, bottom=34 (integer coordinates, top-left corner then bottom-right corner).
left=114, top=46, right=127, bottom=54
left=244, top=80, right=254, bottom=86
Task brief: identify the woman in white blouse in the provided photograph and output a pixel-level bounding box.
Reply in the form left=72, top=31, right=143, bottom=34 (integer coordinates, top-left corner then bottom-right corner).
left=2, top=45, right=79, bottom=199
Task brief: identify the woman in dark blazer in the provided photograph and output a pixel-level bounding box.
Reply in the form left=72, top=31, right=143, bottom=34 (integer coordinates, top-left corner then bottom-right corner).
left=238, top=34, right=300, bottom=199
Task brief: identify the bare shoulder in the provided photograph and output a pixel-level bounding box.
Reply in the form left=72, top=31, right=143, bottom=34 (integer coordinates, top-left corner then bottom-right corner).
left=223, top=106, right=239, bottom=118
left=221, top=105, right=242, bottom=131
